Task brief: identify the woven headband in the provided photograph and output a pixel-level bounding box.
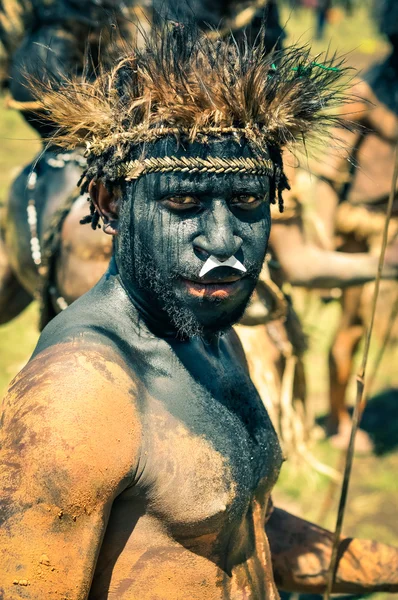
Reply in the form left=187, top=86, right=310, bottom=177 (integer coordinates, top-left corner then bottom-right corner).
left=116, top=156, right=275, bottom=181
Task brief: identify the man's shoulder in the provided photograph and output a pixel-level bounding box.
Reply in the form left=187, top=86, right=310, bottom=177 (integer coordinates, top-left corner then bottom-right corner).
left=23, top=279, right=147, bottom=417
left=3, top=335, right=141, bottom=462
left=7, top=334, right=138, bottom=416
left=1, top=338, right=142, bottom=504
left=34, top=276, right=140, bottom=359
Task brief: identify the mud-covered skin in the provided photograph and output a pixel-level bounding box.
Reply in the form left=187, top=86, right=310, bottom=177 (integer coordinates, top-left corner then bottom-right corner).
left=2, top=273, right=398, bottom=599
left=267, top=509, right=398, bottom=594
left=110, top=138, right=271, bottom=338
left=0, top=266, right=283, bottom=599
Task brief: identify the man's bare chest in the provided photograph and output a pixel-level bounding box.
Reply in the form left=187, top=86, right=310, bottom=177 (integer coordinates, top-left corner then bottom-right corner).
left=90, top=372, right=281, bottom=599
left=132, top=361, right=282, bottom=537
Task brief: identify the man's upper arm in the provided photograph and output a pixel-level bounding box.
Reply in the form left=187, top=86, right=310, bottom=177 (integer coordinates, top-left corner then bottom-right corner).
left=0, top=342, right=141, bottom=599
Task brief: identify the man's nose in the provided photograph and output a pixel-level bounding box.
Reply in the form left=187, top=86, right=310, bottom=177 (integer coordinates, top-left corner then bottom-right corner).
left=194, top=202, right=242, bottom=261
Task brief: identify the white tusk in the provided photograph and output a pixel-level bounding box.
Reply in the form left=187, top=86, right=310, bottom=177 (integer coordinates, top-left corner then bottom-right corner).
left=199, top=255, right=247, bottom=278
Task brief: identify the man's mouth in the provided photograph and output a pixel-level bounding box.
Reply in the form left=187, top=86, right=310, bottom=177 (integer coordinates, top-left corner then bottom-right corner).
left=180, top=275, right=246, bottom=299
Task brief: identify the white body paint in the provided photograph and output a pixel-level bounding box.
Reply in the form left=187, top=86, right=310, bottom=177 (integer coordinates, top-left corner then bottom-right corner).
left=199, top=255, right=247, bottom=278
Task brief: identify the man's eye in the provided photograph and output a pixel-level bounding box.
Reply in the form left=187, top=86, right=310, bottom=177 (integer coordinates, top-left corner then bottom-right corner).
left=230, top=195, right=264, bottom=209
left=161, top=196, right=200, bottom=210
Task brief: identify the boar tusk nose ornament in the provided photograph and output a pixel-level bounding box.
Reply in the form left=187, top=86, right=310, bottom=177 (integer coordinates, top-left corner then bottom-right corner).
left=199, top=255, right=247, bottom=278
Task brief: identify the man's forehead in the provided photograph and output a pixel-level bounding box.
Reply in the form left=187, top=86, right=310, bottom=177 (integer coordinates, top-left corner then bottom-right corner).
left=145, top=136, right=270, bottom=160
left=153, top=172, right=270, bottom=197
left=137, top=136, right=271, bottom=196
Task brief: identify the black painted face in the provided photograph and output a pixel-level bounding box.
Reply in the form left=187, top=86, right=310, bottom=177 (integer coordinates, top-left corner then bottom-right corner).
left=116, top=138, right=271, bottom=339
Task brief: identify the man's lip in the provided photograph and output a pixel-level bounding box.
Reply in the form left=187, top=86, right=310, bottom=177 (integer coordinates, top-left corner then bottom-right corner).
left=180, top=276, right=246, bottom=299
left=183, top=274, right=244, bottom=284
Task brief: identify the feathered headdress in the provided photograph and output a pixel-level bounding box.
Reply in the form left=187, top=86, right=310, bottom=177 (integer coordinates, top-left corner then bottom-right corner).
left=31, top=22, right=351, bottom=227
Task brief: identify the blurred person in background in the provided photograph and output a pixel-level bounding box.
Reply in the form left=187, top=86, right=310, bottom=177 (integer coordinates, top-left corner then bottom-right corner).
left=316, top=0, right=332, bottom=39
left=298, top=0, right=331, bottom=40
left=312, top=0, right=398, bottom=451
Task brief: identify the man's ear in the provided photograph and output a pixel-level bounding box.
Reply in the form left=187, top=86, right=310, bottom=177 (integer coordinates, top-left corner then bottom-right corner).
left=89, top=180, right=119, bottom=235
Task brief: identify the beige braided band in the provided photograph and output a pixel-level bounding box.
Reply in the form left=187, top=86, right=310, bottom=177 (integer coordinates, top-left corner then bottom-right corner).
left=117, top=156, right=275, bottom=181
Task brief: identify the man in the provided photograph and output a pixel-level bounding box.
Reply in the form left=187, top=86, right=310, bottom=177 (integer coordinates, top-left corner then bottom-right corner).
left=3, top=0, right=394, bottom=466
left=313, top=0, right=398, bottom=451
left=0, top=0, right=283, bottom=325
left=1, top=24, right=398, bottom=599
left=1, top=0, right=395, bottom=329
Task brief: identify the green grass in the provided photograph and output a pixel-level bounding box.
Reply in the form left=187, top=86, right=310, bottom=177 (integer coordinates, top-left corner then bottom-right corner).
left=0, top=103, right=40, bottom=393
left=0, top=303, right=39, bottom=393
left=280, top=2, right=388, bottom=64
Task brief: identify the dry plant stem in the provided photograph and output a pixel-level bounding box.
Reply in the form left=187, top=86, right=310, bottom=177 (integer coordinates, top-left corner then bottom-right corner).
left=324, top=143, right=398, bottom=600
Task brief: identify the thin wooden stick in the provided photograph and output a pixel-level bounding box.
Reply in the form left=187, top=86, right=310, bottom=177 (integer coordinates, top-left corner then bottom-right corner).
left=324, top=142, right=398, bottom=600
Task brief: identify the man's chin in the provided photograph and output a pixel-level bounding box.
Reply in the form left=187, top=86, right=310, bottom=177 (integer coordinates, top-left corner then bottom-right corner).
left=170, top=305, right=246, bottom=340
left=169, top=280, right=255, bottom=339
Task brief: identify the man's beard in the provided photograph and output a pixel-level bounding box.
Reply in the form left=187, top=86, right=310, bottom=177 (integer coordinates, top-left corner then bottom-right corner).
left=123, top=238, right=259, bottom=340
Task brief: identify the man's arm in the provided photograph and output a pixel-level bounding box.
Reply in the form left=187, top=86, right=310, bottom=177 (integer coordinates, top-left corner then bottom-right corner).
left=0, top=342, right=140, bottom=599
left=270, top=220, right=398, bottom=288
left=266, top=508, right=398, bottom=594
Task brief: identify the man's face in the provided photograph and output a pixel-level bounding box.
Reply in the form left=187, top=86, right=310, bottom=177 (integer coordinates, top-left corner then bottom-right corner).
left=117, top=138, right=271, bottom=338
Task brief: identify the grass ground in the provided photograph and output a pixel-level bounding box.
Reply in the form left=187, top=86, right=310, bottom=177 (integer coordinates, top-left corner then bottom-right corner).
left=0, top=5, right=397, bottom=598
